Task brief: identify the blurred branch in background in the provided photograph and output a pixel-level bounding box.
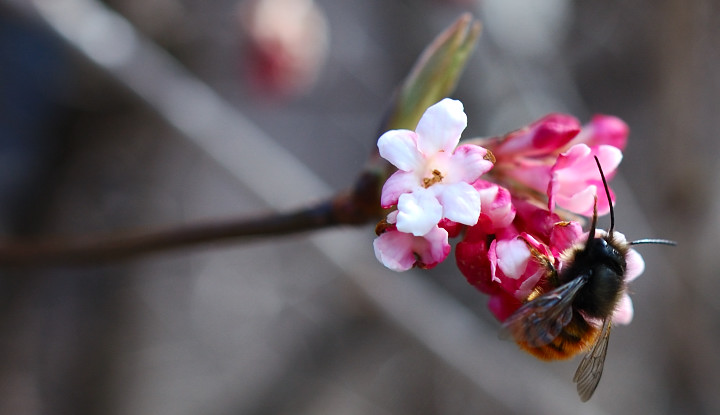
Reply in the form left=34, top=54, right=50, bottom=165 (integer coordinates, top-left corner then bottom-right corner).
left=0, top=6, right=479, bottom=267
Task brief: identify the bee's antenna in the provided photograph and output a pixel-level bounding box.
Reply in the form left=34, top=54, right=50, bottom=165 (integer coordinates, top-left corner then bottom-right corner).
left=593, top=156, right=614, bottom=237
left=586, top=195, right=598, bottom=247
left=629, top=239, right=677, bottom=246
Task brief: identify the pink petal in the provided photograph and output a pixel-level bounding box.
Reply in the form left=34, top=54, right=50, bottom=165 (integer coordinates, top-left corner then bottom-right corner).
left=488, top=239, right=501, bottom=284
left=553, top=144, right=622, bottom=185
left=447, top=144, right=494, bottom=183
left=474, top=181, right=515, bottom=231
left=373, top=231, right=417, bottom=271
left=612, top=293, right=634, bottom=325
left=516, top=266, right=546, bottom=300
left=548, top=144, right=623, bottom=215
left=494, top=113, right=581, bottom=158
left=377, top=129, right=423, bottom=171
left=552, top=185, right=597, bottom=216
left=415, top=98, right=467, bottom=154
left=549, top=220, right=584, bottom=253
left=504, top=159, right=553, bottom=196
left=415, top=226, right=451, bottom=268
left=456, top=230, right=498, bottom=294
left=380, top=171, right=420, bottom=207
left=625, top=247, right=646, bottom=282
left=396, top=188, right=443, bottom=236
left=594, top=144, right=623, bottom=177
left=570, top=115, right=629, bottom=151
left=373, top=226, right=451, bottom=272
left=488, top=290, right=522, bottom=322
left=434, top=182, right=481, bottom=226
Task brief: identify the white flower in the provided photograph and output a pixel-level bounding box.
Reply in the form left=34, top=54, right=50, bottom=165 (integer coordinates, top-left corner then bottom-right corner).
left=377, top=98, right=494, bottom=236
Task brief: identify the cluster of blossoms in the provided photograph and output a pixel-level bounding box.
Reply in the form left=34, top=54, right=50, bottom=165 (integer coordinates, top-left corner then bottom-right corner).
left=373, top=98, right=644, bottom=325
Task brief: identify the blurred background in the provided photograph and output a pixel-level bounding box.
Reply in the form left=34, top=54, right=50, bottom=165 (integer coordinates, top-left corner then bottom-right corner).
left=0, top=0, right=717, bottom=414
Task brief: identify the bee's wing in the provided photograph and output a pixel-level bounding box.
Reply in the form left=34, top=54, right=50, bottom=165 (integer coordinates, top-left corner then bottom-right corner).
left=573, top=317, right=612, bottom=402
left=500, top=275, right=588, bottom=348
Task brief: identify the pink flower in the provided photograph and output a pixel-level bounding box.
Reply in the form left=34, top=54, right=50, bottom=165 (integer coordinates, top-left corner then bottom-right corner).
left=472, top=180, right=516, bottom=233
left=547, top=144, right=622, bottom=216
left=239, top=0, right=329, bottom=97
left=373, top=212, right=451, bottom=272
left=378, top=99, right=494, bottom=236
left=492, top=113, right=581, bottom=159
left=488, top=290, right=523, bottom=322
left=489, top=233, right=552, bottom=301
left=484, top=114, right=627, bottom=216
left=511, top=198, right=584, bottom=255
left=566, top=114, right=629, bottom=151
left=455, top=224, right=497, bottom=294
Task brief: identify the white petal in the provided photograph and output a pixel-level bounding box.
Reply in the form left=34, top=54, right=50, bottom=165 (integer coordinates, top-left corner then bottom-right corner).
left=415, top=98, right=467, bottom=155
left=381, top=171, right=420, bottom=207
left=395, top=189, right=442, bottom=236
left=613, top=294, right=634, bottom=325
left=377, top=129, right=423, bottom=171
left=373, top=231, right=416, bottom=271
left=496, top=238, right=532, bottom=280
left=446, top=144, right=493, bottom=183
left=435, top=182, right=481, bottom=226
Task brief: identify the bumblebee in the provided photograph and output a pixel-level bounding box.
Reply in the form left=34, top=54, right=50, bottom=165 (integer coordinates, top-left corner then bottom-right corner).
left=501, top=157, right=675, bottom=401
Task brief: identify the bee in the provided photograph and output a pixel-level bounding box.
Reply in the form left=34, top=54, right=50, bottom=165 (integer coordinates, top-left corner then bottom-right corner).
left=501, top=156, right=675, bottom=401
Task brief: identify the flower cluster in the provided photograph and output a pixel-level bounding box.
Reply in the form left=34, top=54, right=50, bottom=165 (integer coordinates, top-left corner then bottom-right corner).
left=373, top=98, right=644, bottom=325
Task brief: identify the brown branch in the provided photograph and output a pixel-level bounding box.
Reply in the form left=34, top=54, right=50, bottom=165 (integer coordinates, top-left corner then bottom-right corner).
left=0, top=171, right=386, bottom=268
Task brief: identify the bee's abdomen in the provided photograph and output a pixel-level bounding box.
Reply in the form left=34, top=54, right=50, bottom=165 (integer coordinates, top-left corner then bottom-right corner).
left=518, top=311, right=599, bottom=361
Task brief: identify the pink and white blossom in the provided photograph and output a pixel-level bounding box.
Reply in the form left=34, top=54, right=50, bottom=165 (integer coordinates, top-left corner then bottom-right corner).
left=485, top=113, right=627, bottom=216
left=547, top=144, right=622, bottom=216
left=373, top=212, right=451, bottom=272
left=472, top=180, right=516, bottom=233
left=378, top=98, right=494, bottom=236
left=488, top=233, right=552, bottom=301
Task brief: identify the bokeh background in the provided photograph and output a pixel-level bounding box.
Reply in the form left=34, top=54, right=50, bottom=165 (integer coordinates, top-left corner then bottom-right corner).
left=0, top=0, right=717, bottom=414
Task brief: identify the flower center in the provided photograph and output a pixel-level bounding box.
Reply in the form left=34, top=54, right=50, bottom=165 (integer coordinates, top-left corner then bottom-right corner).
left=422, top=169, right=444, bottom=188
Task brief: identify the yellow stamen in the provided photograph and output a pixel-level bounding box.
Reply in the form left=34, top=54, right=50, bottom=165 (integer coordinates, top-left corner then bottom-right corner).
left=422, top=169, right=444, bottom=188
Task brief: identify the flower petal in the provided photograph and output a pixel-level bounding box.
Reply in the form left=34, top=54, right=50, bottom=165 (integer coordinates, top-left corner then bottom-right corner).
left=415, top=98, right=467, bottom=154
left=551, top=185, right=597, bottom=216
left=612, top=293, right=634, bottom=325
left=377, top=129, right=423, bottom=171
left=373, top=226, right=450, bottom=271
left=493, top=113, right=580, bottom=158
left=456, top=229, right=498, bottom=294
left=488, top=290, right=522, bottom=322
left=415, top=226, right=451, bottom=268
left=381, top=171, right=420, bottom=208
left=474, top=181, right=515, bottom=231
left=495, top=238, right=532, bottom=280
left=396, top=188, right=443, bottom=236
left=570, top=114, right=629, bottom=151
left=625, top=248, right=646, bottom=282
left=548, top=144, right=623, bottom=215
left=434, top=182, right=481, bottom=226
left=446, top=144, right=494, bottom=183
left=373, top=231, right=416, bottom=271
